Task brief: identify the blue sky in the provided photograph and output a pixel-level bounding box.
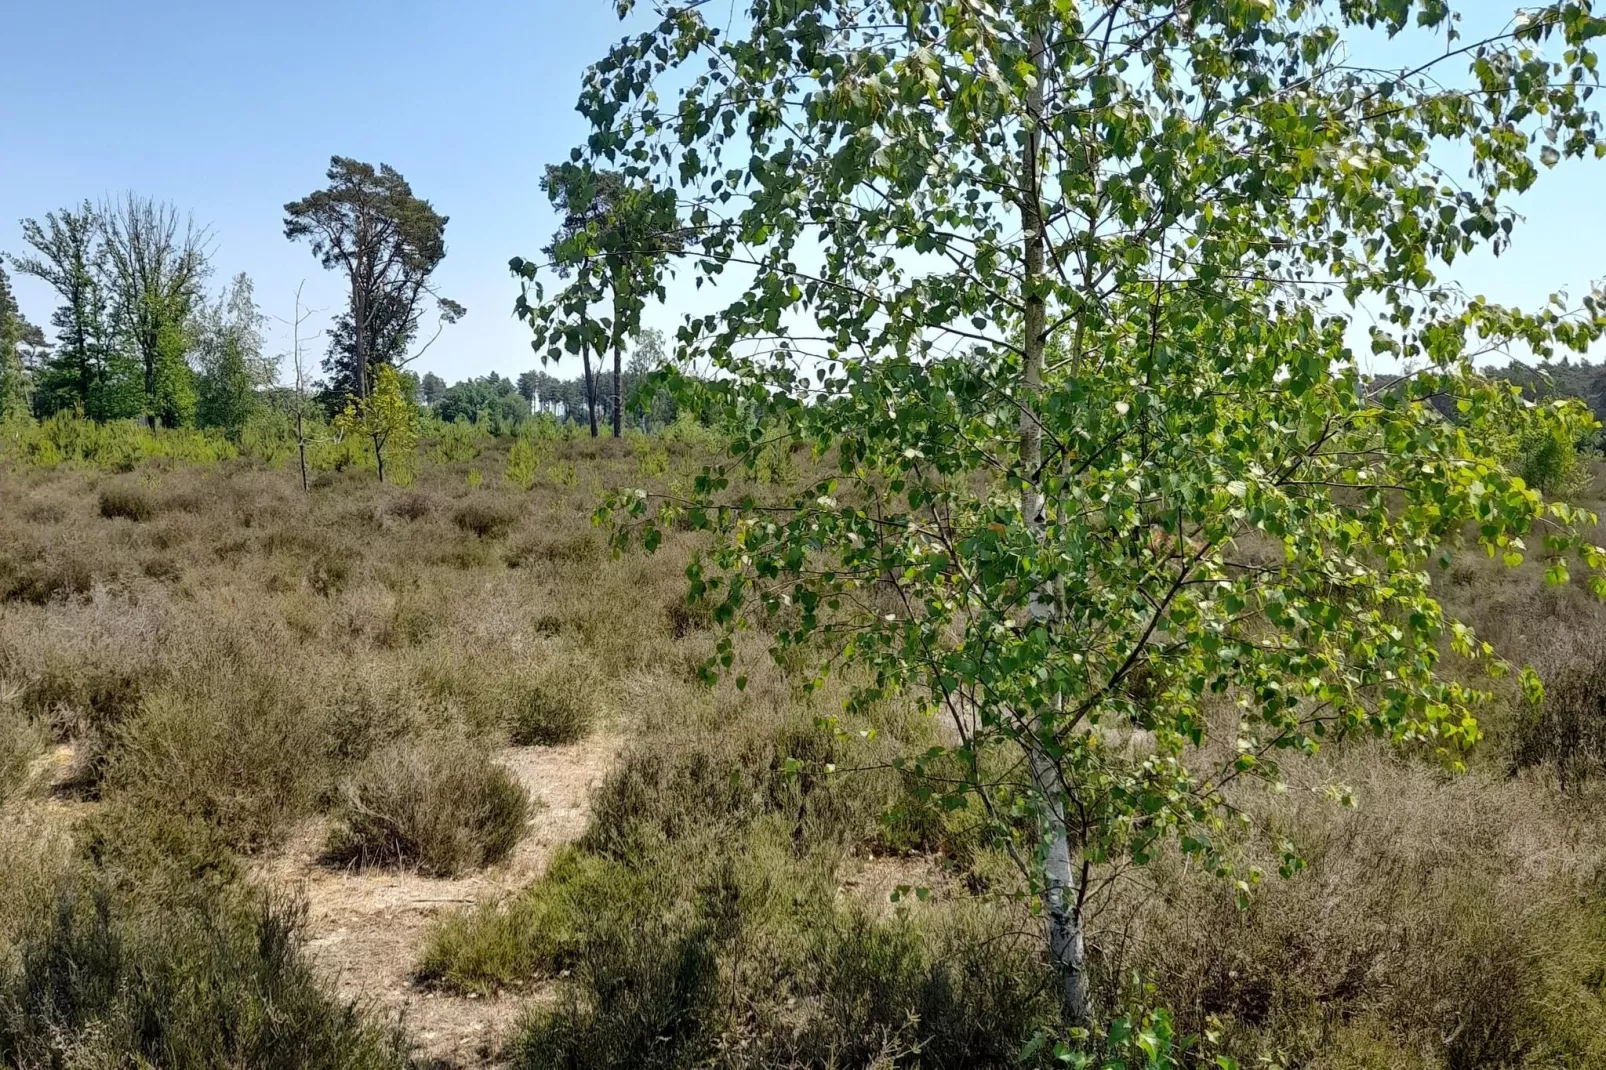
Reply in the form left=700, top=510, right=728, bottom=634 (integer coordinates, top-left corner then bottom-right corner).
left=3, top=0, right=1604, bottom=385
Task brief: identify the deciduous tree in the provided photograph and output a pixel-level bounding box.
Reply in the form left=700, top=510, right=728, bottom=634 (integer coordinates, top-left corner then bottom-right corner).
left=516, top=165, right=682, bottom=437
left=334, top=363, right=418, bottom=484
left=0, top=262, right=35, bottom=421
left=591, top=0, right=1606, bottom=1030
left=100, top=193, right=210, bottom=425
left=14, top=203, right=137, bottom=419
left=194, top=272, right=275, bottom=437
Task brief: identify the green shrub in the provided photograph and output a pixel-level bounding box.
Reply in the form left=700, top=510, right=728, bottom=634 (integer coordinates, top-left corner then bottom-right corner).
left=433, top=416, right=488, bottom=464
left=502, top=830, right=1055, bottom=1070
left=506, top=435, right=541, bottom=491
left=326, top=736, right=531, bottom=876
left=98, top=484, right=157, bottom=522
left=1515, top=421, right=1593, bottom=499
left=417, top=846, right=607, bottom=994
left=512, top=909, right=721, bottom=1070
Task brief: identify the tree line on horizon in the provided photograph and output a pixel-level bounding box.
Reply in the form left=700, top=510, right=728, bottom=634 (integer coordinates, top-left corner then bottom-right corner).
left=0, top=154, right=683, bottom=446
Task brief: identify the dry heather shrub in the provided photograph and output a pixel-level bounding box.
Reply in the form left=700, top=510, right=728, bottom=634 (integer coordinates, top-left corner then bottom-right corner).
left=140, top=554, right=182, bottom=582
left=385, top=489, right=436, bottom=521
left=326, top=736, right=531, bottom=876
left=0, top=547, right=96, bottom=605
left=307, top=552, right=353, bottom=597
left=321, top=665, right=429, bottom=767
left=101, top=672, right=331, bottom=854
left=1509, top=629, right=1606, bottom=791
left=1106, top=753, right=1606, bottom=1069
left=0, top=700, right=47, bottom=802
left=0, top=881, right=408, bottom=1070
left=0, top=817, right=73, bottom=976
left=509, top=653, right=599, bottom=746
left=378, top=584, right=442, bottom=648
left=98, top=483, right=157, bottom=522
left=0, top=592, right=173, bottom=794
left=21, top=496, right=68, bottom=525
left=506, top=529, right=601, bottom=569
left=452, top=499, right=516, bottom=539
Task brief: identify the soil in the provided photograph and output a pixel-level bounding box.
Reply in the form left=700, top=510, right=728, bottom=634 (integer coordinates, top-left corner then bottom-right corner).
left=254, top=734, right=621, bottom=1069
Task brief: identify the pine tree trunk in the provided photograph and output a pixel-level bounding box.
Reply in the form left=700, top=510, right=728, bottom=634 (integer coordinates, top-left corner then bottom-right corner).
left=1017, top=21, right=1092, bottom=1030
left=354, top=280, right=369, bottom=400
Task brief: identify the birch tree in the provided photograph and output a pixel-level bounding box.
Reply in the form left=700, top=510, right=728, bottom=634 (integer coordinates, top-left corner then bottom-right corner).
left=588, top=0, right=1606, bottom=1030
left=516, top=165, right=682, bottom=438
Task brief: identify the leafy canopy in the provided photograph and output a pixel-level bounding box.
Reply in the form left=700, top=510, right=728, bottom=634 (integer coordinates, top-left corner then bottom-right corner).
left=285, top=157, right=463, bottom=398
left=513, top=166, right=685, bottom=384
left=587, top=0, right=1606, bottom=967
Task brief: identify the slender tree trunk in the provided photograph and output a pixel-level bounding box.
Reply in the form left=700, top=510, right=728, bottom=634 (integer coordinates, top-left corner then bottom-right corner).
left=296, top=410, right=309, bottom=492
left=374, top=432, right=386, bottom=483
left=354, top=279, right=369, bottom=400
left=611, top=334, right=623, bottom=438
left=1017, top=22, right=1091, bottom=1029
left=143, top=328, right=155, bottom=410
left=581, top=344, right=599, bottom=438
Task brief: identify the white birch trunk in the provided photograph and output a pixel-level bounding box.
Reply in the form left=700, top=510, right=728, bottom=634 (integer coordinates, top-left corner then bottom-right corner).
left=1018, top=22, right=1092, bottom=1029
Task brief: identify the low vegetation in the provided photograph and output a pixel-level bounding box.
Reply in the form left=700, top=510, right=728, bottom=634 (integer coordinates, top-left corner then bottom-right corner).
left=325, top=736, right=531, bottom=876
left=0, top=418, right=1604, bottom=1068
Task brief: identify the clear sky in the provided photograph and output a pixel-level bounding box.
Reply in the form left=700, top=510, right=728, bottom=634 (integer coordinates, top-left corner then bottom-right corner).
left=3, top=0, right=1604, bottom=385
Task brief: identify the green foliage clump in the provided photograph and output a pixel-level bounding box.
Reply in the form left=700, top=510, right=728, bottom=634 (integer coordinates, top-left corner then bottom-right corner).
left=505, top=434, right=542, bottom=490
left=433, top=415, right=489, bottom=463
left=416, top=846, right=600, bottom=993
left=1515, top=417, right=1594, bottom=500
left=325, top=736, right=530, bottom=877
left=1, top=410, right=238, bottom=471
left=332, top=365, right=419, bottom=484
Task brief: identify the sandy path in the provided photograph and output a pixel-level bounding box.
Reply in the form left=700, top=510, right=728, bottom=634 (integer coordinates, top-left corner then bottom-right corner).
left=255, top=735, right=619, bottom=1068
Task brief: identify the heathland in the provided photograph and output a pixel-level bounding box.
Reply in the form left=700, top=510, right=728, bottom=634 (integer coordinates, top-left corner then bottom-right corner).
left=0, top=415, right=1603, bottom=1070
